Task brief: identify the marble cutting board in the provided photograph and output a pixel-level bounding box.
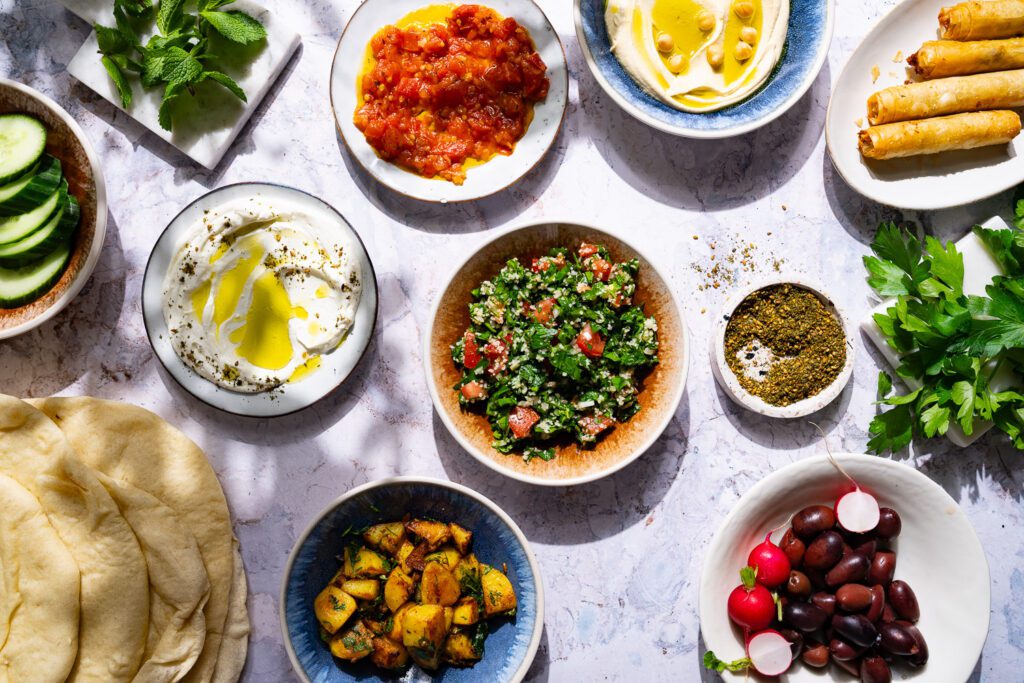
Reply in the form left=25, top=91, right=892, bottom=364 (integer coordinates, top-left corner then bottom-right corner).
left=62, top=0, right=300, bottom=169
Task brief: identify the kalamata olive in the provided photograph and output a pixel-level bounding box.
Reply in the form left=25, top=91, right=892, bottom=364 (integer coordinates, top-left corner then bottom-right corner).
left=861, top=655, right=893, bottom=683
left=881, top=604, right=897, bottom=623
left=779, top=628, right=804, bottom=657
left=786, top=570, right=812, bottom=598
left=865, top=584, right=886, bottom=623
left=852, top=539, right=878, bottom=559
left=875, top=508, right=902, bottom=539
left=897, top=620, right=929, bottom=666
left=888, top=580, right=920, bottom=622
left=804, top=567, right=827, bottom=590
left=868, top=551, right=897, bottom=586
left=826, top=554, right=870, bottom=587
left=837, top=584, right=873, bottom=612
left=793, top=505, right=837, bottom=539
left=834, top=654, right=863, bottom=676
left=878, top=622, right=920, bottom=656
left=780, top=528, right=806, bottom=566
left=829, top=638, right=867, bottom=661
left=805, top=530, right=844, bottom=571
left=801, top=642, right=830, bottom=668
left=783, top=601, right=828, bottom=632
left=811, top=591, right=837, bottom=616
left=832, top=614, right=878, bottom=647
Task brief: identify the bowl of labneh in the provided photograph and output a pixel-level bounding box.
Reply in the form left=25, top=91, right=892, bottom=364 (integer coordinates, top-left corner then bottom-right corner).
left=142, top=182, right=377, bottom=417
left=573, top=0, right=834, bottom=137
left=710, top=277, right=854, bottom=418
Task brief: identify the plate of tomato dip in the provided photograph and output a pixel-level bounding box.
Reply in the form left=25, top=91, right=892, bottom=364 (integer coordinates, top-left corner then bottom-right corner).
left=331, top=1, right=567, bottom=203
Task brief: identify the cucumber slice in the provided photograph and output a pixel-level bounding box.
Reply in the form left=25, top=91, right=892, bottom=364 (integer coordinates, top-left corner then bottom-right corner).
left=0, top=155, right=62, bottom=217
left=0, top=115, right=47, bottom=186
left=0, top=180, right=65, bottom=245
left=0, top=239, right=71, bottom=309
left=0, top=195, right=79, bottom=267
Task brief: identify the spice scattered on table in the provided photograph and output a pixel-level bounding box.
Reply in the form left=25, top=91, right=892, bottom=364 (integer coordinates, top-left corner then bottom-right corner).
left=690, top=235, right=785, bottom=291
left=724, top=284, right=846, bottom=406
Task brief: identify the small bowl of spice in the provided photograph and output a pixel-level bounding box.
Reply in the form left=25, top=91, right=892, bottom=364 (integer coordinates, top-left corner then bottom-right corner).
left=710, top=278, right=854, bottom=418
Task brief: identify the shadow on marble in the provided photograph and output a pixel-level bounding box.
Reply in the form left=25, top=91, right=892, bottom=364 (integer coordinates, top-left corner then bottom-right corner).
left=577, top=50, right=831, bottom=214
left=0, top=211, right=135, bottom=397
left=334, top=122, right=568, bottom=234
left=432, top=392, right=690, bottom=545
left=523, top=626, right=550, bottom=682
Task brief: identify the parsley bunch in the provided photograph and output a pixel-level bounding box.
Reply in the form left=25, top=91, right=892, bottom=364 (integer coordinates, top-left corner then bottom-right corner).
left=865, top=198, right=1024, bottom=453
left=94, top=0, right=267, bottom=131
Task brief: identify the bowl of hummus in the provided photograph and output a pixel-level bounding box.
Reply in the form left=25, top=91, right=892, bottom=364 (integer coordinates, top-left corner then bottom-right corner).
left=575, top=0, right=833, bottom=137
left=143, top=183, right=378, bottom=417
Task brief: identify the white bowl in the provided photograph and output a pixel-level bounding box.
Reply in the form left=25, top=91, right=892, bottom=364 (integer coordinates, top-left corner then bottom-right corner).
left=330, top=0, right=568, bottom=203
left=699, top=453, right=990, bottom=682
left=826, top=0, right=1024, bottom=210
left=141, top=182, right=378, bottom=417
left=710, top=277, right=854, bottom=418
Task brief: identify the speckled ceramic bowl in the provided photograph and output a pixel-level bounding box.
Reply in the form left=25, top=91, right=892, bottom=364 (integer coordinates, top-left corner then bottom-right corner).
left=281, top=477, right=544, bottom=683
left=573, top=0, right=834, bottom=138
left=710, top=277, right=854, bottom=418
left=0, top=79, right=106, bottom=338
left=699, top=453, right=990, bottom=682
left=424, top=219, right=688, bottom=486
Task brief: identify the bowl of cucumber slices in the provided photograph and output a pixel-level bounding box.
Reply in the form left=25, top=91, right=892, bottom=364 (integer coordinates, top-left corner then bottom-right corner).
left=0, top=79, right=106, bottom=338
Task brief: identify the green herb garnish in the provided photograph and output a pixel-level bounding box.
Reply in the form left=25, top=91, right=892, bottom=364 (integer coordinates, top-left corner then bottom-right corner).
left=703, top=651, right=751, bottom=673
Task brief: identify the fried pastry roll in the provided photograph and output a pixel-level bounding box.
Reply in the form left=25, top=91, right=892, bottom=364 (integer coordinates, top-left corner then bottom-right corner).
left=939, top=1, right=1024, bottom=40
left=858, top=110, right=1021, bottom=159
left=909, top=37, right=1024, bottom=77
left=867, top=69, right=1024, bottom=124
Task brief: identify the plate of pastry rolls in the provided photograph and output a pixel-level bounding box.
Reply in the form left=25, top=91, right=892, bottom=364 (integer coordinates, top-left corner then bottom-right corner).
left=827, top=0, right=1024, bottom=209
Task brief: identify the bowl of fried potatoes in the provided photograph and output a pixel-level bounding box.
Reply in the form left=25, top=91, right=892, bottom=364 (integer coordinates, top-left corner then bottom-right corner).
left=281, top=477, right=544, bottom=682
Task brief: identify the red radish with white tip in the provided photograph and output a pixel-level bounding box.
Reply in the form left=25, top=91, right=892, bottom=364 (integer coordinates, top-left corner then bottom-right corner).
left=747, top=533, right=791, bottom=588
left=746, top=629, right=794, bottom=676
left=727, top=566, right=777, bottom=632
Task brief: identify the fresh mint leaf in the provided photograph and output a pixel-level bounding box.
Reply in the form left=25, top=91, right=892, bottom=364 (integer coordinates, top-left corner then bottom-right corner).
left=158, top=82, right=183, bottom=131
left=161, top=47, right=203, bottom=86
left=95, top=23, right=131, bottom=54
left=201, top=10, right=267, bottom=44
left=101, top=55, right=132, bottom=108
left=203, top=70, right=246, bottom=101
left=157, top=0, right=186, bottom=34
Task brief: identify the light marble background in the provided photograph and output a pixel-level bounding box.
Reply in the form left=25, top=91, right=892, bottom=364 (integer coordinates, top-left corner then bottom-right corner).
left=1, top=0, right=1022, bottom=680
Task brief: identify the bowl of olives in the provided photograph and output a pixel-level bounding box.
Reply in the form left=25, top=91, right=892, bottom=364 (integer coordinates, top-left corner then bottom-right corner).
left=698, top=453, right=989, bottom=682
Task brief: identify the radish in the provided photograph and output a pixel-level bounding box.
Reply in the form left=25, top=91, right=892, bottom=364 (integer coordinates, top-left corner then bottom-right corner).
left=836, top=488, right=881, bottom=533
left=746, top=629, right=794, bottom=676
left=747, top=533, right=791, bottom=588
left=727, top=566, right=777, bottom=632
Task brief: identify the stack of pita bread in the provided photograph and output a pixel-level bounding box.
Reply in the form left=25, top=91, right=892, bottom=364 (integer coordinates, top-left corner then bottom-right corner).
left=0, top=395, right=249, bottom=682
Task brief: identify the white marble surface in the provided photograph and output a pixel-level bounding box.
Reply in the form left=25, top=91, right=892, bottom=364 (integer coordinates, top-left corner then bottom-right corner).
left=1, top=1, right=1023, bottom=680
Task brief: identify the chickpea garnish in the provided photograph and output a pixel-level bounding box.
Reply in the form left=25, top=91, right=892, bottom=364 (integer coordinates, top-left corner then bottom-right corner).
left=668, top=53, right=688, bottom=73
left=656, top=32, right=675, bottom=53
left=734, top=1, right=755, bottom=19
left=734, top=40, right=754, bottom=61
left=707, top=44, right=725, bottom=69
left=696, top=9, right=716, bottom=32
left=740, top=26, right=758, bottom=45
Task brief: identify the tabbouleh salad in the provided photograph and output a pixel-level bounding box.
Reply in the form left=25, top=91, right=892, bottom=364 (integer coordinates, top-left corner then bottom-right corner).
left=452, top=242, right=660, bottom=462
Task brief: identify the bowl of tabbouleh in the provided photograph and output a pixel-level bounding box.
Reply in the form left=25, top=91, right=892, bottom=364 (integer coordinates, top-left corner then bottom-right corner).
left=424, top=220, right=688, bottom=486
left=710, top=277, right=855, bottom=419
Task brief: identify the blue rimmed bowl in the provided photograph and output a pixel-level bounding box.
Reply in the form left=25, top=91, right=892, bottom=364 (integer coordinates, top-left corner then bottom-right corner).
left=573, top=0, right=834, bottom=138
left=281, top=477, right=544, bottom=683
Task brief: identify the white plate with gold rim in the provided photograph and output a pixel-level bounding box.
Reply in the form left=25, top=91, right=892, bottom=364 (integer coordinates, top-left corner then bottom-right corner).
left=330, top=0, right=568, bottom=203
left=142, top=182, right=378, bottom=417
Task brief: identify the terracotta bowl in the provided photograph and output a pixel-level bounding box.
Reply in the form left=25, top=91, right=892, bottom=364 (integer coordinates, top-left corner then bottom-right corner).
left=424, top=220, right=688, bottom=486
left=0, top=79, right=106, bottom=339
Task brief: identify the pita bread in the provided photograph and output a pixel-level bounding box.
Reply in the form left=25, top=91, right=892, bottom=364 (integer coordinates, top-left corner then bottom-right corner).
left=211, top=539, right=250, bottom=682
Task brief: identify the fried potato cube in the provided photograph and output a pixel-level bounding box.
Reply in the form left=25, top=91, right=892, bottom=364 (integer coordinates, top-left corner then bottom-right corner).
left=449, top=523, right=473, bottom=555
left=329, top=620, right=375, bottom=662
left=405, top=543, right=429, bottom=572
left=401, top=605, right=447, bottom=670
left=421, top=562, right=461, bottom=606
left=387, top=603, right=412, bottom=642
left=314, top=584, right=357, bottom=634
left=425, top=545, right=461, bottom=569
left=443, top=606, right=454, bottom=632
left=406, top=519, right=451, bottom=550
left=363, top=522, right=406, bottom=555
left=341, top=579, right=380, bottom=601
left=384, top=567, right=416, bottom=613
left=452, top=596, right=480, bottom=626
left=443, top=631, right=482, bottom=666
left=454, top=553, right=480, bottom=587
left=370, top=636, right=410, bottom=670
left=481, top=564, right=517, bottom=617
left=395, top=538, right=416, bottom=571
left=343, top=546, right=389, bottom=579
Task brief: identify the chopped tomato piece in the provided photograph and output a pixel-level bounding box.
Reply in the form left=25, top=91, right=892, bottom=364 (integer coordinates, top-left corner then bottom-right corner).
left=578, top=243, right=600, bottom=259
left=579, top=415, right=615, bottom=436
left=481, top=336, right=510, bottom=375
left=461, top=380, right=486, bottom=400
left=576, top=324, right=605, bottom=358
left=462, top=331, right=481, bottom=369
left=590, top=257, right=612, bottom=282
left=531, top=254, right=565, bottom=273
left=530, top=297, right=556, bottom=324
left=508, top=406, right=540, bottom=439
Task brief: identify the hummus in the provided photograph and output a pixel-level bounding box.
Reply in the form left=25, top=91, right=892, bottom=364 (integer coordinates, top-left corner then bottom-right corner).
left=605, top=0, right=789, bottom=112
left=162, top=195, right=361, bottom=393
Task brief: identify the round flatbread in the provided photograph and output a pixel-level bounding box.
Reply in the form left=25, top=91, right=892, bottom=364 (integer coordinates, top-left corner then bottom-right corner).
left=29, top=397, right=248, bottom=683
left=0, top=395, right=149, bottom=682
left=96, top=473, right=210, bottom=683
left=212, top=539, right=250, bottom=683
left=0, top=472, right=80, bottom=683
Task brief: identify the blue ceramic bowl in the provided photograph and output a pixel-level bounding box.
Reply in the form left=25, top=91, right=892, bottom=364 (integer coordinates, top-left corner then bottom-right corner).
left=574, top=0, right=834, bottom=138
left=281, top=478, right=544, bottom=683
